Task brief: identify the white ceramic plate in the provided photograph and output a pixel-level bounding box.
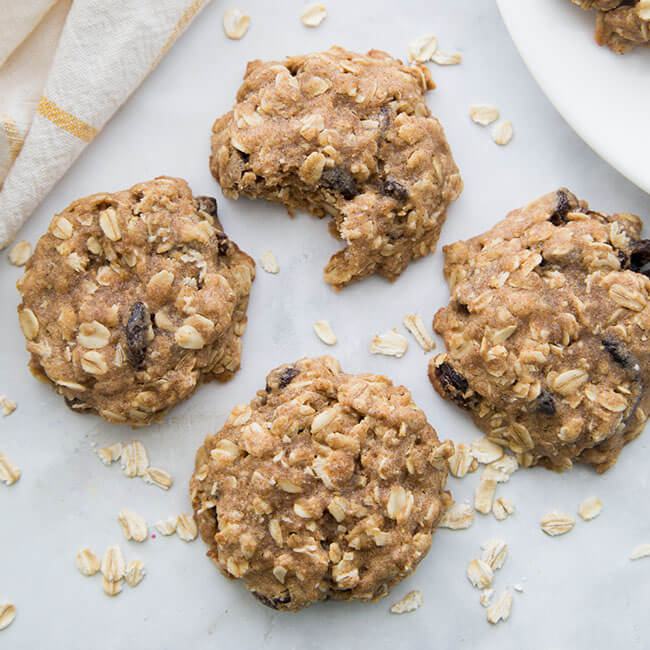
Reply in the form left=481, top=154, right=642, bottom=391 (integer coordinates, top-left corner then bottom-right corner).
left=498, top=0, right=650, bottom=195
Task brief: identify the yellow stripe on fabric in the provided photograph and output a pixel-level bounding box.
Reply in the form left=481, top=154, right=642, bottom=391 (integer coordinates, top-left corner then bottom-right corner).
left=0, top=114, right=24, bottom=160
left=150, top=0, right=205, bottom=72
left=37, top=96, right=98, bottom=143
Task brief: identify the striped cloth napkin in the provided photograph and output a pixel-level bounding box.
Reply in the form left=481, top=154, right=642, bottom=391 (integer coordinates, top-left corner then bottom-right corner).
left=0, top=0, right=212, bottom=248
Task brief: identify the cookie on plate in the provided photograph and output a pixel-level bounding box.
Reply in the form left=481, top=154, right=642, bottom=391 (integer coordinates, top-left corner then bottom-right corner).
left=210, top=46, right=462, bottom=289
left=17, top=177, right=255, bottom=426
left=430, top=189, right=650, bottom=473
left=190, top=356, right=452, bottom=611
left=572, top=1, right=650, bottom=53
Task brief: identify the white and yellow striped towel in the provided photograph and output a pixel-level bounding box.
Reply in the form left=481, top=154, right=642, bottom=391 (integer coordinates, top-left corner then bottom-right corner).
left=0, top=0, right=212, bottom=248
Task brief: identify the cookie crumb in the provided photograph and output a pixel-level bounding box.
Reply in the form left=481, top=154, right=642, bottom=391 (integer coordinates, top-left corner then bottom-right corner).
left=432, top=51, right=461, bottom=65
left=467, top=559, right=493, bottom=589
left=578, top=496, right=602, bottom=521
left=486, top=589, right=512, bottom=625
left=492, top=120, right=513, bottom=146
left=259, top=250, right=279, bottom=274
left=301, top=3, right=327, bottom=27
left=470, top=105, right=499, bottom=126
left=223, top=7, right=250, bottom=39
left=540, top=511, right=575, bottom=536
left=117, top=509, right=148, bottom=543
left=0, top=397, right=16, bottom=416
left=390, top=590, right=423, bottom=614
left=176, top=514, right=198, bottom=542
left=403, top=314, right=435, bottom=352
left=313, top=320, right=337, bottom=346
left=125, top=560, right=146, bottom=587
left=370, top=329, right=408, bottom=357
left=439, top=503, right=474, bottom=529
left=8, top=241, right=31, bottom=266
left=513, top=584, right=524, bottom=593
left=408, top=35, right=438, bottom=62
left=492, top=497, right=515, bottom=521
left=0, top=452, right=21, bottom=486
left=630, top=544, right=650, bottom=560
left=0, top=602, right=16, bottom=631
left=76, top=548, right=100, bottom=576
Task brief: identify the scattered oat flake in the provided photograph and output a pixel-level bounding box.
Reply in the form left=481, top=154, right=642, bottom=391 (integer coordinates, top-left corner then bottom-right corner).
left=470, top=104, right=499, bottom=126
left=259, top=250, right=279, bottom=274
left=118, top=509, right=148, bottom=543
left=223, top=7, right=250, bottom=39
left=578, top=496, right=602, bottom=521
left=76, top=548, right=100, bottom=577
left=432, top=50, right=462, bottom=65
left=403, top=314, right=435, bottom=352
left=102, top=576, right=123, bottom=597
left=467, top=559, right=493, bottom=589
left=370, top=329, right=408, bottom=357
left=492, top=497, right=515, bottom=521
left=8, top=240, right=31, bottom=266
left=0, top=602, right=16, bottom=631
left=0, top=397, right=16, bottom=416
left=154, top=517, right=178, bottom=536
left=176, top=514, right=198, bottom=542
left=101, top=545, right=126, bottom=582
left=486, top=589, right=512, bottom=625
left=439, top=503, right=474, bottom=530
left=489, top=454, right=518, bottom=476
left=540, top=511, right=575, bottom=536
left=301, top=3, right=327, bottom=27
left=480, top=588, right=494, bottom=607
left=313, top=320, right=337, bottom=346
left=97, top=442, right=122, bottom=466
left=390, top=590, right=423, bottom=614
left=447, top=442, right=476, bottom=478
left=630, top=544, right=650, bottom=560
left=481, top=538, right=508, bottom=570
left=408, top=35, right=438, bottom=63
left=143, top=467, right=173, bottom=490
left=470, top=437, right=504, bottom=464
left=492, top=120, right=514, bottom=146
left=513, top=584, right=524, bottom=593
left=121, top=441, right=148, bottom=478
left=0, top=451, right=20, bottom=485
left=125, top=560, right=146, bottom=587
left=474, top=479, right=497, bottom=515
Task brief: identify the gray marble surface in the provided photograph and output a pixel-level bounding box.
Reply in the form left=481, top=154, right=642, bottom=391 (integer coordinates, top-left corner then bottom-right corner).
left=1, top=1, right=648, bottom=648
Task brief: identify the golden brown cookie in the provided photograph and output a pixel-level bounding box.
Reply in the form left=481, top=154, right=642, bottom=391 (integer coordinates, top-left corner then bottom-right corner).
left=210, top=46, right=462, bottom=289
left=17, top=177, right=255, bottom=426
left=430, top=189, right=650, bottom=473
left=190, top=356, right=452, bottom=611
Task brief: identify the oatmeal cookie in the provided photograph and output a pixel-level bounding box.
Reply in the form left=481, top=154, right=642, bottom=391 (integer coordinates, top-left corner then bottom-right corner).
left=190, top=356, right=452, bottom=611
left=572, top=1, right=650, bottom=53
left=430, top=189, right=650, bottom=473
left=17, top=177, right=255, bottom=426
left=210, top=46, right=462, bottom=289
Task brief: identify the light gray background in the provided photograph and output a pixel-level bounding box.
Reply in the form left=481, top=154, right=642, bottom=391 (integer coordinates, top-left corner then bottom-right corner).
left=1, top=1, right=648, bottom=649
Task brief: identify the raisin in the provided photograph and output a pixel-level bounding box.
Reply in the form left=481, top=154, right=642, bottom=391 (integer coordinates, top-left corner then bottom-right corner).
left=378, top=104, right=392, bottom=131
left=550, top=189, right=572, bottom=226
left=195, top=196, right=218, bottom=218
left=628, top=239, right=650, bottom=275
left=617, top=249, right=629, bottom=268
left=602, top=336, right=640, bottom=376
left=435, top=362, right=472, bottom=406
left=125, top=302, right=150, bottom=368
left=320, top=167, right=358, bottom=200
left=251, top=591, right=291, bottom=610
left=64, top=396, right=91, bottom=411
left=216, top=231, right=230, bottom=256
left=382, top=180, right=409, bottom=202
left=535, top=390, right=556, bottom=415
left=278, top=367, right=299, bottom=388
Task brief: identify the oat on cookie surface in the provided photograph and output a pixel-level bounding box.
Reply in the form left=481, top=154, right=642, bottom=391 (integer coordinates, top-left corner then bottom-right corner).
left=17, top=177, right=255, bottom=426
left=210, top=46, right=462, bottom=289
left=190, top=356, right=452, bottom=611
left=430, top=189, right=650, bottom=473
